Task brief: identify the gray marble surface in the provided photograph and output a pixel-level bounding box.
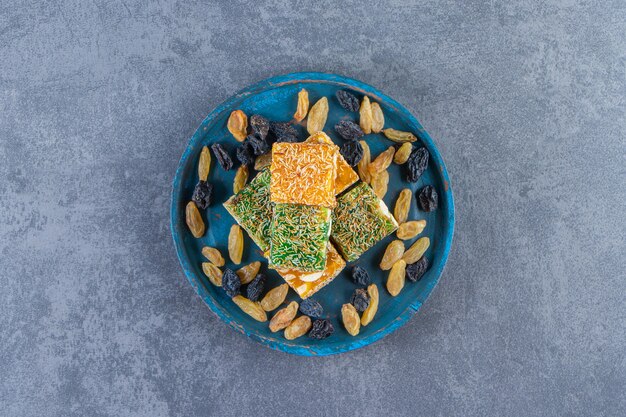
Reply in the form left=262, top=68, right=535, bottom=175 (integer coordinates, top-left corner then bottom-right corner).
left=1, top=1, right=624, bottom=416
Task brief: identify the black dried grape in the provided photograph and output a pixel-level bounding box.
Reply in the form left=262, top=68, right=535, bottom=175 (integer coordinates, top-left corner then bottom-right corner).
left=418, top=185, right=438, bottom=211
left=276, top=135, right=298, bottom=143
left=350, top=288, right=370, bottom=313
left=336, top=90, right=360, bottom=112
left=351, top=266, right=370, bottom=286
left=236, top=142, right=254, bottom=166
left=299, top=298, right=324, bottom=318
left=192, top=181, right=213, bottom=209
left=249, top=114, right=269, bottom=140
left=406, top=257, right=429, bottom=282
left=269, top=121, right=298, bottom=143
left=222, top=268, right=241, bottom=298
left=340, top=140, right=364, bottom=167
left=246, top=273, right=266, bottom=301
left=245, top=134, right=269, bottom=156
left=308, top=319, right=334, bottom=339
left=211, top=143, right=233, bottom=171
left=406, top=147, right=429, bottom=182
left=335, top=120, right=364, bottom=141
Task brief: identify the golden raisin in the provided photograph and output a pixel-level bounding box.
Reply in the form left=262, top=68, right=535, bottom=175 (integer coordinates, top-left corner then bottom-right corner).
left=260, top=283, right=288, bottom=312
left=359, top=96, right=372, bottom=134
left=227, top=110, right=248, bottom=142
left=185, top=201, right=205, bottom=238
left=284, top=315, right=312, bottom=340
left=382, top=128, right=417, bottom=142
left=379, top=239, right=405, bottom=270
left=201, top=247, right=225, bottom=267
left=228, top=225, right=244, bottom=264
left=357, top=140, right=371, bottom=183
left=293, top=88, right=309, bottom=122
left=232, top=295, right=267, bottom=322
left=341, top=303, right=360, bottom=336
left=397, top=220, right=427, bottom=240
left=201, top=262, right=222, bottom=286
left=368, top=146, right=395, bottom=175
left=360, top=284, right=379, bottom=326
left=393, top=142, right=412, bottom=164
left=254, top=153, right=272, bottom=170
left=269, top=301, right=299, bottom=332
left=235, top=261, right=261, bottom=285
left=371, top=170, right=389, bottom=199
left=198, top=145, right=211, bottom=181
left=371, top=102, right=384, bottom=133
left=307, top=97, right=329, bottom=134
left=387, top=259, right=406, bottom=296
left=394, top=188, right=412, bottom=224
left=233, top=165, right=248, bottom=194
left=402, top=237, right=430, bottom=264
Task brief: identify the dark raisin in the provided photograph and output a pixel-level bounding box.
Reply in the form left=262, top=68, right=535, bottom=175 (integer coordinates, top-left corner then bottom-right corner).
left=222, top=268, right=241, bottom=298
left=211, top=143, right=233, bottom=171
left=335, top=120, right=364, bottom=141
left=308, top=319, right=334, bottom=339
left=191, top=181, right=213, bottom=209
left=336, top=90, right=360, bottom=112
left=249, top=114, right=269, bottom=140
left=246, top=273, right=266, bottom=301
left=351, top=266, right=370, bottom=286
left=340, top=140, right=364, bottom=167
left=406, top=257, right=429, bottom=282
left=245, top=134, right=269, bottom=156
left=277, top=134, right=298, bottom=143
left=350, top=288, right=370, bottom=312
left=299, top=298, right=324, bottom=318
left=236, top=142, right=254, bottom=166
left=406, top=147, right=429, bottom=182
left=418, top=185, right=438, bottom=211
left=269, top=121, right=299, bottom=143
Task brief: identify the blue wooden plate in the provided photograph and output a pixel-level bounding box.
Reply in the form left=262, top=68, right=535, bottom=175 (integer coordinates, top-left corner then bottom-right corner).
left=171, top=72, right=454, bottom=355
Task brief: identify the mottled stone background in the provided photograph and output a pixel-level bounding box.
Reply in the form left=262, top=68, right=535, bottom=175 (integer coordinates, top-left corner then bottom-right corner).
left=1, top=1, right=624, bottom=416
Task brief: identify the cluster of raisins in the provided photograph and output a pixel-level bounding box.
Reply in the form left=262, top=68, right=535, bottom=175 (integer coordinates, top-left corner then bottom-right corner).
left=298, top=298, right=334, bottom=339
left=333, top=91, right=366, bottom=168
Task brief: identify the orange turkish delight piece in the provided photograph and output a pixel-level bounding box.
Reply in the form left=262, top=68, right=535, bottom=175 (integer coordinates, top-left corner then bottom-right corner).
left=305, top=132, right=358, bottom=195
left=270, top=142, right=338, bottom=207
left=275, top=242, right=346, bottom=299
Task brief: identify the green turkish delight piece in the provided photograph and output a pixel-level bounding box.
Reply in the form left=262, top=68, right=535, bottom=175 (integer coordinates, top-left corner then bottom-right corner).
left=269, top=203, right=332, bottom=272
left=331, top=182, right=398, bottom=262
left=223, top=169, right=273, bottom=251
